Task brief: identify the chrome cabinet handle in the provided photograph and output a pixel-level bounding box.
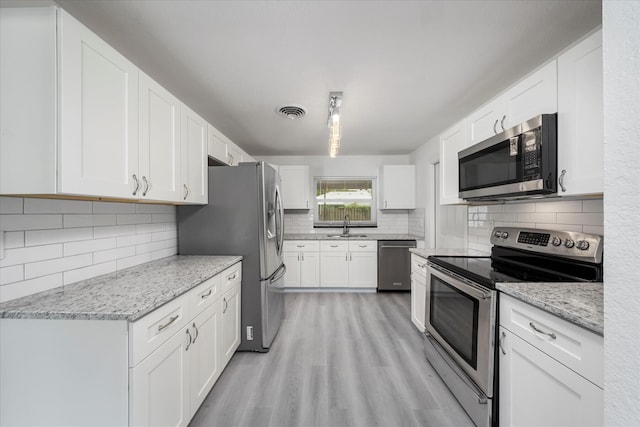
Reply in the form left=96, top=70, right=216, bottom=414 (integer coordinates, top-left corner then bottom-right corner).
left=493, top=119, right=499, bottom=134
left=559, top=169, right=567, bottom=192
left=500, top=115, right=506, bottom=131
left=350, top=253, right=352, bottom=261
left=306, top=200, right=309, bottom=208
left=330, top=245, right=339, bottom=248
left=185, top=329, right=192, bottom=351
left=297, top=254, right=300, bottom=261
left=158, top=314, right=179, bottom=332
left=499, top=331, right=507, bottom=355
left=358, top=245, right=367, bottom=248
left=227, top=272, right=237, bottom=281
left=345, top=254, right=348, bottom=261
left=183, top=184, right=190, bottom=200
left=301, top=254, right=304, bottom=261
left=132, top=174, right=140, bottom=196
left=529, top=322, right=557, bottom=339
left=200, top=289, right=212, bottom=299
left=384, top=200, right=388, bottom=208
left=223, top=297, right=228, bottom=314
left=296, top=245, right=305, bottom=248
left=142, top=176, right=149, bottom=196
left=191, top=322, right=199, bottom=344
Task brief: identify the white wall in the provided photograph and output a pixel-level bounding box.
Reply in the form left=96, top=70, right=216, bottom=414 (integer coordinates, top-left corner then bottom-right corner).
left=0, top=197, right=177, bottom=303
left=603, top=1, right=640, bottom=425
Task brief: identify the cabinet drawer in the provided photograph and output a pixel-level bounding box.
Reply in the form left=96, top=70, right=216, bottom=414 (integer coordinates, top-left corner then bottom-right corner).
left=129, top=293, right=190, bottom=367
left=500, top=293, right=603, bottom=388
left=321, top=240, right=348, bottom=252
left=348, top=240, right=377, bottom=252
left=411, top=254, right=428, bottom=279
left=221, top=262, right=242, bottom=292
left=190, top=274, right=221, bottom=316
left=283, top=240, right=319, bottom=252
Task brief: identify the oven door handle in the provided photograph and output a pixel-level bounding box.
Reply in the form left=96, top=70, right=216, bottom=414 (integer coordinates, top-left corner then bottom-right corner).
left=428, top=263, right=494, bottom=300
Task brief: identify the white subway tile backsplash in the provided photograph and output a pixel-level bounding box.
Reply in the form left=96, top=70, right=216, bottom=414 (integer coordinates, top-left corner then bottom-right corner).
left=583, top=225, right=605, bottom=235
left=0, top=265, right=24, bottom=285
left=117, top=233, right=151, bottom=248
left=0, top=244, right=63, bottom=268
left=0, top=197, right=23, bottom=214
left=25, top=254, right=93, bottom=280
left=93, top=246, right=136, bottom=264
left=517, top=212, right=557, bottom=224
left=3, top=232, right=24, bottom=249
left=557, top=212, right=604, bottom=226
left=535, top=200, right=583, bottom=213
left=0, top=198, right=179, bottom=303
left=503, top=202, right=537, bottom=213
left=117, top=253, right=152, bottom=270
left=93, top=201, right=136, bottom=214
left=93, top=225, right=137, bottom=239
left=535, top=223, right=584, bottom=232
left=24, top=198, right=92, bottom=214
left=63, top=238, right=116, bottom=257
left=25, top=227, right=93, bottom=247
left=0, top=273, right=63, bottom=304
left=63, top=262, right=117, bottom=285
left=0, top=214, right=62, bottom=231
left=582, top=199, right=604, bottom=213
left=63, top=214, right=116, bottom=228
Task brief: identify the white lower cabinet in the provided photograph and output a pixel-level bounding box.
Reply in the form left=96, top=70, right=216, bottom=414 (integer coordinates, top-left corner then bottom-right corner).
left=320, top=241, right=377, bottom=288
left=499, top=294, right=603, bottom=427
left=221, top=282, right=241, bottom=367
left=410, top=254, right=427, bottom=332
left=283, top=241, right=321, bottom=288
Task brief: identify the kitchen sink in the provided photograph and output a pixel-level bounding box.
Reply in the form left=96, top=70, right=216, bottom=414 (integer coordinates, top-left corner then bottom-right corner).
left=326, top=234, right=368, bottom=238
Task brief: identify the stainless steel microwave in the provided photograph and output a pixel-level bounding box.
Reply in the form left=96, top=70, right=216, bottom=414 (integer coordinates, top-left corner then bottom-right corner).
left=458, top=114, right=557, bottom=201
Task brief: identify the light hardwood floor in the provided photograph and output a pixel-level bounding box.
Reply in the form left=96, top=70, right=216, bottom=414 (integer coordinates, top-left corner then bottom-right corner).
left=189, top=292, right=474, bottom=427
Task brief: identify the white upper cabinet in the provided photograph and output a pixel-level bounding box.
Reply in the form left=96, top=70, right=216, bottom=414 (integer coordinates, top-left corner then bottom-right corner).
left=557, top=30, right=603, bottom=196
left=0, top=7, right=139, bottom=198
left=139, top=71, right=181, bottom=202
left=466, top=60, right=557, bottom=148
left=439, top=119, right=468, bottom=205
left=181, top=106, right=208, bottom=204
left=379, top=165, right=416, bottom=209
left=207, top=125, right=253, bottom=166
left=279, top=165, right=310, bottom=209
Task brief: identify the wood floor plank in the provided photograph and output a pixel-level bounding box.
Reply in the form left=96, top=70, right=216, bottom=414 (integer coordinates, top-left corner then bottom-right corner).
left=189, top=292, right=474, bottom=427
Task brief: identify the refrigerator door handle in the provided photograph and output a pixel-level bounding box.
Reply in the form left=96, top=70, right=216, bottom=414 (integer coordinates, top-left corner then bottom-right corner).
left=269, top=263, right=287, bottom=284
left=275, top=184, right=285, bottom=257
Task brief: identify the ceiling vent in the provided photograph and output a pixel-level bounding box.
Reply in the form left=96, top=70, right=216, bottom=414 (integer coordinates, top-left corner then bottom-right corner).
left=276, top=105, right=306, bottom=120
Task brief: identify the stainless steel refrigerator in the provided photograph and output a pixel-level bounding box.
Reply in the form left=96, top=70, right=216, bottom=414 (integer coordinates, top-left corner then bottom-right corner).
left=177, top=162, right=285, bottom=352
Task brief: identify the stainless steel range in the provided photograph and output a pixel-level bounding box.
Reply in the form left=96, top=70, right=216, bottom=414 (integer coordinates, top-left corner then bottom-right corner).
left=424, top=227, right=603, bottom=427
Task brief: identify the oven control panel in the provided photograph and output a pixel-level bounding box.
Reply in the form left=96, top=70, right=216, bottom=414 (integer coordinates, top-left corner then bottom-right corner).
left=490, top=227, right=603, bottom=264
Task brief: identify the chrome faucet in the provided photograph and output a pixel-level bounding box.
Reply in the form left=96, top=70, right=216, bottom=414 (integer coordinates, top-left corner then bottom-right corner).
left=343, top=214, right=350, bottom=235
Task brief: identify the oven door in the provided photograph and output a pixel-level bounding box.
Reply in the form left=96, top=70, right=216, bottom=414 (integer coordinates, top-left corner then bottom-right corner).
left=425, top=263, right=496, bottom=397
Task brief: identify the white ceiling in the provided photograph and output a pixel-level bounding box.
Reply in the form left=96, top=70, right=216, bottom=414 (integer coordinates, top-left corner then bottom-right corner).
left=55, top=0, right=601, bottom=156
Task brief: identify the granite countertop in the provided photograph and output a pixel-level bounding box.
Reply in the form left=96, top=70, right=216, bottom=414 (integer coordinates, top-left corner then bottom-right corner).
left=0, top=255, right=242, bottom=322
left=496, top=282, right=603, bottom=335
left=285, top=233, right=421, bottom=241
left=409, top=247, right=489, bottom=258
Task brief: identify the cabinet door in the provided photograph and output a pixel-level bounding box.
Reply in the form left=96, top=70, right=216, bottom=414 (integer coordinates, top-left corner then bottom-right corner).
left=208, top=127, right=229, bottom=165
left=58, top=9, right=139, bottom=199
left=299, top=251, right=320, bottom=287
left=139, top=71, right=181, bottom=202
left=499, top=327, right=603, bottom=427
left=279, top=165, right=310, bottom=209
left=505, top=60, right=557, bottom=127
left=557, top=31, right=603, bottom=196
left=180, top=105, right=208, bottom=204
left=379, top=165, right=416, bottom=209
left=348, top=252, right=377, bottom=288
left=467, top=97, right=505, bottom=146
left=227, top=143, right=242, bottom=166
left=189, top=302, right=220, bottom=414
left=220, top=283, right=241, bottom=368
left=320, top=252, right=349, bottom=287
left=130, top=326, right=191, bottom=427
left=439, top=120, right=468, bottom=205
left=283, top=252, right=301, bottom=287
left=410, top=273, right=426, bottom=332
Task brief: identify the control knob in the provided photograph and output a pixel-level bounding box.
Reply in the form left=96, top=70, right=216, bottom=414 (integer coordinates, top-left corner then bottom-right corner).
left=501, top=232, right=509, bottom=239
left=564, top=239, right=575, bottom=249
left=576, top=240, right=590, bottom=251
left=551, top=237, right=562, bottom=246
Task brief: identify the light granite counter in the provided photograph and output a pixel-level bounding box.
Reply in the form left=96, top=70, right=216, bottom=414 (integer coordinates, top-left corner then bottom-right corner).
left=0, top=255, right=242, bottom=322
left=285, top=233, right=421, bottom=241
left=409, top=247, right=489, bottom=258
left=496, top=282, right=603, bottom=335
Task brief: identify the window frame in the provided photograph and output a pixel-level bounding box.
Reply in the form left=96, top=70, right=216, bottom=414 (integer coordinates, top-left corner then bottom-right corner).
left=313, top=176, right=377, bottom=228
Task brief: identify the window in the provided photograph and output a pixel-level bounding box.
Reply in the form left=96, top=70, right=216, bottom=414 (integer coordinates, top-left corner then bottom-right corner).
left=314, top=177, right=377, bottom=227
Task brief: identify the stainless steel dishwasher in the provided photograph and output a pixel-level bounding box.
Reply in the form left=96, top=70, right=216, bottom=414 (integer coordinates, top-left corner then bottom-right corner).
left=377, top=240, right=417, bottom=291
